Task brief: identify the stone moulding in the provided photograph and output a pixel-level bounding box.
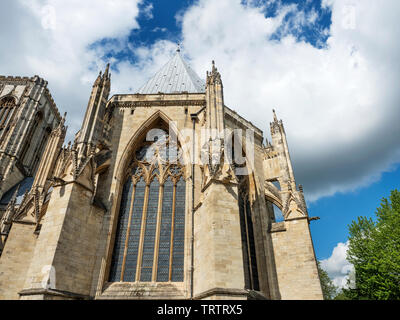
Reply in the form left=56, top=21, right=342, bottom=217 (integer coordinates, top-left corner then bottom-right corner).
left=193, top=287, right=267, bottom=300
left=269, top=222, right=286, bottom=233
left=113, top=100, right=206, bottom=108
left=19, top=288, right=90, bottom=300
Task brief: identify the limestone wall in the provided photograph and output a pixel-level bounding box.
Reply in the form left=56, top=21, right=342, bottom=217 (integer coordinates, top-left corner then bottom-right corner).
left=194, top=182, right=246, bottom=299
left=270, top=218, right=323, bottom=300
left=0, top=223, right=36, bottom=300
left=21, top=182, right=103, bottom=298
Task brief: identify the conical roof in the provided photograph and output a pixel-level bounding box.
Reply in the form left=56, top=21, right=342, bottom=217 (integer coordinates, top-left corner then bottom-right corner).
left=137, top=51, right=206, bottom=94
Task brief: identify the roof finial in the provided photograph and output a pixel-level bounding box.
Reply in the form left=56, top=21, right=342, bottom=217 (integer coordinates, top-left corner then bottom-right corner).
left=273, top=109, right=278, bottom=122
left=212, top=60, right=216, bottom=73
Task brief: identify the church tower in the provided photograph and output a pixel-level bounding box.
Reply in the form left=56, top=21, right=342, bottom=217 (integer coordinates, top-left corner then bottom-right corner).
left=0, top=76, right=62, bottom=205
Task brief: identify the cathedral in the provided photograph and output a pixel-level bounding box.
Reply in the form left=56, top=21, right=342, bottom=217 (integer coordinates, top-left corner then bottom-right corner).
left=0, top=49, right=323, bottom=300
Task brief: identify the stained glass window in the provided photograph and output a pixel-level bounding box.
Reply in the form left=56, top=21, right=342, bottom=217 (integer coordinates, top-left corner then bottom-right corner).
left=109, top=179, right=133, bottom=282
left=109, top=130, right=186, bottom=283
left=171, top=179, right=186, bottom=282
left=140, top=179, right=160, bottom=281
left=157, top=178, right=174, bottom=282
left=123, top=178, right=146, bottom=282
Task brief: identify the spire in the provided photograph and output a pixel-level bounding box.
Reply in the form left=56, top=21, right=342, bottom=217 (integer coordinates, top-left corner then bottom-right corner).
left=206, top=59, right=225, bottom=139
left=104, top=63, right=110, bottom=78
left=76, top=63, right=111, bottom=153
left=137, top=50, right=205, bottom=94
left=94, top=71, right=102, bottom=87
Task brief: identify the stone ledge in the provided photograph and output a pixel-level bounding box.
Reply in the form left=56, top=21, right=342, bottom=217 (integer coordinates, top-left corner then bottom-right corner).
left=269, top=222, right=286, bottom=233
left=193, top=287, right=250, bottom=300
left=97, top=282, right=187, bottom=300
left=19, top=288, right=90, bottom=300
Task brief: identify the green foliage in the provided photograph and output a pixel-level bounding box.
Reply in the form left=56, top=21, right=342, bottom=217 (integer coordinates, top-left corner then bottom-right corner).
left=334, top=290, right=351, bottom=300
left=343, top=189, right=400, bottom=300
left=317, top=261, right=338, bottom=300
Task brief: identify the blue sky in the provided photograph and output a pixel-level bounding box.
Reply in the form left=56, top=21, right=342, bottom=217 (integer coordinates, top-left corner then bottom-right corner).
left=1, top=0, right=399, bottom=287
left=310, top=163, right=400, bottom=259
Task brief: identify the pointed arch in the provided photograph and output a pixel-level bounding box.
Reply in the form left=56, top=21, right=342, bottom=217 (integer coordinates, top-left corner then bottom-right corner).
left=0, top=96, right=17, bottom=134
left=115, top=110, right=191, bottom=185
left=109, top=110, right=188, bottom=284
left=264, top=181, right=284, bottom=211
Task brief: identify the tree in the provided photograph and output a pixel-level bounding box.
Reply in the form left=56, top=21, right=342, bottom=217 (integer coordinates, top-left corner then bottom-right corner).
left=342, top=189, right=400, bottom=300
left=317, top=261, right=338, bottom=300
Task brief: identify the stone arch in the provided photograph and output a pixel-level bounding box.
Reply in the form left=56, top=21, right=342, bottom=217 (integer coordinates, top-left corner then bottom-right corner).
left=19, top=111, right=44, bottom=169
left=264, top=181, right=284, bottom=211
left=223, top=128, right=259, bottom=202
left=115, top=110, right=191, bottom=185
left=0, top=96, right=17, bottom=131
left=105, top=109, right=191, bottom=285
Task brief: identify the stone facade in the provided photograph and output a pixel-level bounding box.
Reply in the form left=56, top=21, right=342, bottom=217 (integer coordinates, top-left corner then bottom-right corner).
left=0, top=50, right=323, bottom=300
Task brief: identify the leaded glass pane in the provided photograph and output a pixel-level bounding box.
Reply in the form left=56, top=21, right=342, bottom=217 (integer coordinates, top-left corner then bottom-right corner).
left=140, top=179, right=160, bottom=282
left=171, top=179, right=186, bottom=282
left=109, top=179, right=133, bottom=282
left=156, top=178, right=174, bottom=282
left=123, top=178, right=146, bottom=282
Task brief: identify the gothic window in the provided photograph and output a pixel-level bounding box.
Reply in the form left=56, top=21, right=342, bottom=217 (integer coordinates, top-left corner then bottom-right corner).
left=109, top=129, right=186, bottom=283
left=0, top=96, right=16, bottom=133
left=20, top=112, right=42, bottom=168
left=32, top=127, right=51, bottom=173
left=238, top=177, right=260, bottom=291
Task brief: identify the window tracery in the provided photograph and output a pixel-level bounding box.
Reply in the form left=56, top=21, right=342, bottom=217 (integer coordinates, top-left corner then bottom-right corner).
left=0, top=97, right=16, bottom=133
left=110, top=129, right=186, bottom=283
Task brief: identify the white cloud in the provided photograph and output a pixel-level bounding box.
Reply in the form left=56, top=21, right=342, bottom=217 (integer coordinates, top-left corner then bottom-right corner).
left=0, top=0, right=143, bottom=140
left=176, top=0, right=400, bottom=201
left=320, top=241, right=353, bottom=289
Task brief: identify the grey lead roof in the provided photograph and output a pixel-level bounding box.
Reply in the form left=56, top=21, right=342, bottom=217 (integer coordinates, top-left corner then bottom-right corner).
left=137, top=51, right=206, bottom=94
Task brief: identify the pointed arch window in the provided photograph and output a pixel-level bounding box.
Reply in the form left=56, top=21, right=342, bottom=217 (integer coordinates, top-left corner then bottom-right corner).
left=109, top=129, right=186, bottom=283
left=238, top=177, right=260, bottom=291
left=0, top=96, right=16, bottom=133
left=226, top=130, right=260, bottom=291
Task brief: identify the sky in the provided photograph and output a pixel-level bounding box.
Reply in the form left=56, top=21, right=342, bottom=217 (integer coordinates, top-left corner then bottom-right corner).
left=0, top=0, right=399, bottom=288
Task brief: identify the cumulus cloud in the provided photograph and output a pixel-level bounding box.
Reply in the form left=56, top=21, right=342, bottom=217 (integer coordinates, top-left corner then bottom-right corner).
left=0, top=0, right=142, bottom=138
left=320, top=241, right=353, bottom=289
left=177, top=0, right=400, bottom=201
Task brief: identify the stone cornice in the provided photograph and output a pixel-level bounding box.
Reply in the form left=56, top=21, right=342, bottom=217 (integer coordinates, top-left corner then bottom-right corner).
left=112, top=99, right=206, bottom=108
left=19, top=288, right=90, bottom=300
left=193, top=287, right=253, bottom=300
left=0, top=76, right=32, bottom=86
